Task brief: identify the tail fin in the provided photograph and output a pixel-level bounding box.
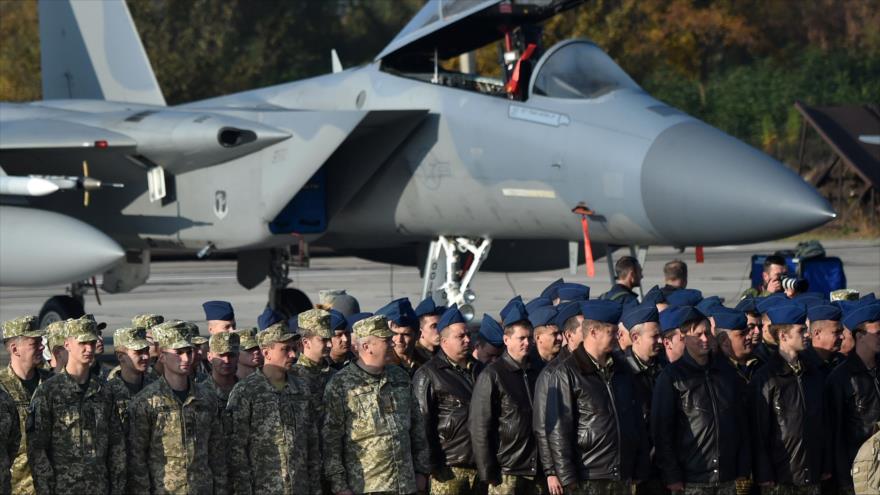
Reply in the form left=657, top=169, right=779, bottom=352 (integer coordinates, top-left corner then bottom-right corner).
left=38, top=0, right=165, bottom=106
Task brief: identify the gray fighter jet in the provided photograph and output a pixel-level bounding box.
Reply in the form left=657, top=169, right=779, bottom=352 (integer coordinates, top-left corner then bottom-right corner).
left=0, top=0, right=835, bottom=325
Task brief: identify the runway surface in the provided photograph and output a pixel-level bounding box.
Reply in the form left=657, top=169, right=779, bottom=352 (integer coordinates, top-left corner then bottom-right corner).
left=1, top=239, right=878, bottom=337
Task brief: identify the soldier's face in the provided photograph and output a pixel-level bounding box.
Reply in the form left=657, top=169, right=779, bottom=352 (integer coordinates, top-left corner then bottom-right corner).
left=763, top=264, right=787, bottom=293
left=857, top=323, right=880, bottom=355
left=120, top=347, right=150, bottom=373
left=239, top=347, right=263, bottom=368
left=535, top=325, right=562, bottom=356
left=811, top=320, right=843, bottom=353
left=840, top=329, right=855, bottom=355
left=440, top=323, right=471, bottom=362
left=330, top=330, right=350, bottom=355
left=390, top=324, right=415, bottom=358
left=474, top=341, right=503, bottom=364
left=782, top=324, right=809, bottom=351
left=361, top=336, right=392, bottom=365
left=209, top=352, right=238, bottom=376
left=761, top=314, right=776, bottom=344
left=264, top=341, right=297, bottom=369
left=503, top=326, right=531, bottom=362
left=9, top=336, right=44, bottom=369
left=419, top=315, right=441, bottom=347
left=586, top=322, right=617, bottom=355
left=208, top=320, right=235, bottom=334
left=722, top=329, right=753, bottom=361
left=684, top=321, right=711, bottom=358
left=564, top=316, right=585, bottom=350
left=746, top=315, right=762, bottom=346
left=161, top=347, right=193, bottom=376
left=616, top=326, right=632, bottom=351
left=65, top=339, right=96, bottom=366
left=303, top=335, right=330, bottom=361
left=632, top=322, right=662, bottom=359
left=664, top=330, right=686, bottom=363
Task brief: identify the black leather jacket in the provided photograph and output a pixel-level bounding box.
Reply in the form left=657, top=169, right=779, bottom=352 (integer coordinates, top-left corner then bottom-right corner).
left=412, top=350, right=483, bottom=472
left=826, top=352, right=880, bottom=486
left=544, top=347, right=650, bottom=486
left=469, top=351, right=539, bottom=482
left=801, top=346, right=844, bottom=381
left=651, top=351, right=751, bottom=485
left=533, top=346, right=571, bottom=477
left=752, top=351, right=828, bottom=485
left=620, top=348, right=663, bottom=426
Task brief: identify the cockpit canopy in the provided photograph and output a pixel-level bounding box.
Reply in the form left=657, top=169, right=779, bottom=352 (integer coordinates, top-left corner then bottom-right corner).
left=531, top=40, right=640, bottom=99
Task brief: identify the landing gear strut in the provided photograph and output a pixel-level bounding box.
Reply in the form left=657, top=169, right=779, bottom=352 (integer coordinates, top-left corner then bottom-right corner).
left=422, top=236, right=491, bottom=321
left=38, top=280, right=89, bottom=327
left=267, top=245, right=312, bottom=318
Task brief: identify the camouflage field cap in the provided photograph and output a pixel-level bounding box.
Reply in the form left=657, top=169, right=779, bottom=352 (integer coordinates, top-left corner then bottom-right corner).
left=298, top=309, right=333, bottom=338
left=114, top=327, right=150, bottom=351
left=83, top=313, right=107, bottom=331
left=132, top=314, right=164, bottom=330
left=352, top=315, right=393, bottom=339
left=153, top=320, right=192, bottom=350
left=184, top=322, right=208, bottom=345
left=831, top=289, right=860, bottom=302
left=209, top=332, right=240, bottom=354
left=233, top=327, right=259, bottom=350
left=46, top=320, right=69, bottom=349
left=2, top=315, right=43, bottom=340
left=65, top=316, right=99, bottom=342
left=257, top=322, right=297, bottom=347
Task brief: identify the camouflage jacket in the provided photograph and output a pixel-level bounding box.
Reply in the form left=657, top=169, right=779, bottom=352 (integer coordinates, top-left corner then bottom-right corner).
left=293, top=354, right=336, bottom=419
left=204, top=376, right=236, bottom=413
left=0, top=388, right=21, bottom=495
left=193, top=361, right=212, bottom=384
left=127, top=376, right=228, bottom=495
left=0, top=365, right=53, bottom=495
left=226, top=369, right=320, bottom=495
left=105, top=369, right=156, bottom=432
left=328, top=351, right=356, bottom=371
left=322, top=362, right=430, bottom=494
left=26, top=368, right=126, bottom=495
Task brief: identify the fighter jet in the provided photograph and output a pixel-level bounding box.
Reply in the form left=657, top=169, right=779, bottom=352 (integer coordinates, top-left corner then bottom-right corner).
left=0, top=0, right=835, bottom=325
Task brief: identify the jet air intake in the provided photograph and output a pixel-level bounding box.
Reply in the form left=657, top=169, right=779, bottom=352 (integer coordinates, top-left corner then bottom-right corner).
left=218, top=128, right=257, bottom=148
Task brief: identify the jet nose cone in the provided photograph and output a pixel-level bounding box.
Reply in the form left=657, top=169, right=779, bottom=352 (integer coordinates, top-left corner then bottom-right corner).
left=641, top=121, right=835, bottom=245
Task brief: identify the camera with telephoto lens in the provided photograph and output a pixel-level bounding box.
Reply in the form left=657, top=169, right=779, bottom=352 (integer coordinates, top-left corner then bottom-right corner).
left=781, top=276, right=809, bottom=294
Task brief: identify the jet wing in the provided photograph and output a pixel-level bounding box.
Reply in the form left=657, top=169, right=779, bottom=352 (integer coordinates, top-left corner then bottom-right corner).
left=0, top=119, right=136, bottom=150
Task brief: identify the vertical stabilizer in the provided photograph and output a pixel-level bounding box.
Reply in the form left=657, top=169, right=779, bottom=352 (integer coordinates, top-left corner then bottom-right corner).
left=38, top=0, right=166, bottom=106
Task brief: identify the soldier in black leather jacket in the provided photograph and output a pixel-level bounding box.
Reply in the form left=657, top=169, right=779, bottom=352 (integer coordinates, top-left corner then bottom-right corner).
left=651, top=307, right=751, bottom=494
left=752, top=304, right=830, bottom=492
left=469, top=315, right=542, bottom=493
left=412, top=305, right=484, bottom=492
left=826, top=303, right=880, bottom=492
left=544, top=300, right=650, bottom=494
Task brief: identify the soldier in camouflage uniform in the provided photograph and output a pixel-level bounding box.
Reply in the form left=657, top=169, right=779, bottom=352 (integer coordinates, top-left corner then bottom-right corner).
left=327, top=309, right=355, bottom=371
left=226, top=321, right=320, bottom=495
left=322, top=315, right=430, bottom=494
left=234, top=327, right=263, bottom=380
left=740, top=255, right=787, bottom=300
left=185, top=321, right=212, bottom=383
left=205, top=332, right=239, bottom=416
left=105, top=327, right=155, bottom=430
left=127, top=320, right=227, bottom=494
left=293, top=309, right=336, bottom=419
left=26, top=317, right=126, bottom=494
left=44, top=320, right=68, bottom=372
left=132, top=313, right=165, bottom=374
left=0, top=315, right=51, bottom=495
left=0, top=387, right=20, bottom=495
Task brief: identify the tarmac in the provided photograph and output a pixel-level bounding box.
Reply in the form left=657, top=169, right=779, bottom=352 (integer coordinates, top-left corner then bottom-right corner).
left=1, top=239, right=878, bottom=357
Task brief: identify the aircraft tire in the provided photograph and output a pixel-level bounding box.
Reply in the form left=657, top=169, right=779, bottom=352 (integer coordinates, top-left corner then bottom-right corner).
left=38, top=295, right=85, bottom=327
left=275, top=288, right=313, bottom=318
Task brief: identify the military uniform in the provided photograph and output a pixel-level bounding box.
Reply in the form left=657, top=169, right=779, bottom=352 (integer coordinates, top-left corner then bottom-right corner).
left=293, top=309, right=337, bottom=420
left=0, top=388, right=20, bottom=495
left=413, top=341, right=435, bottom=367
left=186, top=322, right=212, bottom=383
left=322, top=315, right=431, bottom=494
left=127, top=321, right=227, bottom=495
left=598, top=283, right=639, bottom=306
left=106, top=328, right=157, bottom=430
left=328, top=350, right=356, bottom=371
left=0, top=315, right=52, bottom=495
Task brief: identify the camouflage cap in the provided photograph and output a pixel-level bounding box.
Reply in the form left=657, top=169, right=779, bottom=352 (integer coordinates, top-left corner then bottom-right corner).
left=319, top=289, right=347, bottom=306
left=114, top=327, right=150, bottom=351
left=2, top=315, right=43, bottom=340
left=298, top=309, right=333, bottom=338
left=257, top=322, right=297, bottom=347
left=65, top=316, right=99, bottom=342
left=83, top=313, right=107, bottom=331
left=209, top=332, right=240, bottom=354
left=152, top=320, right=192, bottom=350
left=184, top=322, right=208, bottom=345
left=46, top=320, right=69, bottom=350
left=132, top=314, right=164, bottom=330
left=233, top=327, right=259, bottom=350
left=831, top=289, right=860, bottom=302
left=352, top=315, right=393, bottom=339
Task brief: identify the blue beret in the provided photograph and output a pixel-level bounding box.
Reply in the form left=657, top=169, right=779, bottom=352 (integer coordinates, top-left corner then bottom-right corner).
left=203, top=300, right=235, bottom=321
left=525, top=297, right=553, bottom=313
left=479, top=314, right=505, bottom=347
left=767, top=304, right=807, bottom=325
left=735, top=297, right=759, bottom=314
left=554, top=301, right=582, bottom=328
left=695, top=296, right=724, bottom=317
left=541, top=278, right=565, bottom=300
left=621, top=304, right=659, bottom=330
left=712, top=309, right=747, bottom=331
left=756, top=293, right=788, bottom=314
left=529, top=306, right=558, bottom=327
left=807, top=304, right=841, bottom=322
left=414, top=297, right=445, bottom=318
left=659, top=306, right=704, bottom=334
left=329, top=309, right=347, bottom=331
left=579, top=300, right=622, bottom=325
left=345, top=312, right=373, bottom=331
left=842, top=303, right=880, bottom=330
left=375, top=298, right=417, bottom=328
left=438, top=305, right=466, bottom=330
left=501, top=297, right=529, bottom=327
left=257, top=307, right=284, bottom=330
left=557, top=283, right=590, bottom=302
left=665, top=289, right=703, bottom=307
left=642, top=285, right=666, bottom=306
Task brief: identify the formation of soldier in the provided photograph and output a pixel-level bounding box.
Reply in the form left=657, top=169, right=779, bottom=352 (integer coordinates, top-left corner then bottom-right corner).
left=1, top=256, right=880, bottom=495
